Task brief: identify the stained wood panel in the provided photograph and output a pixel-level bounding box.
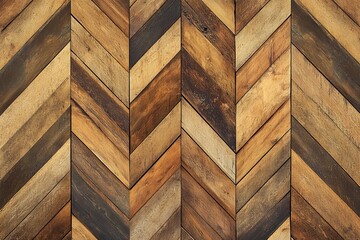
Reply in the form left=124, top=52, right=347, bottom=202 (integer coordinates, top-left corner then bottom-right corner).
left=0, top=0, right=70, bottom=239
left=291, top=0, right=360, bottom=237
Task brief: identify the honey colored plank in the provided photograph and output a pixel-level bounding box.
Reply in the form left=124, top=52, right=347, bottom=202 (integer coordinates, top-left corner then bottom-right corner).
left=236, top=18, right=290, bottom=102
left=0, top=69, right=69, bottom=181
left=92, top=0, right=129, bottom=37
left=182, top=130, right=235, bottom=217
left=0, top=1, right=70, bottom=115
left=151, top=208, right=181, bottom=240
left=130, top=54, right=180, bottom=152
left=0, top=0, right=69, bottom=69
left=71, top=54, right=129, bottom=157
left=72, top=216, right=96, bottom=240
left=182, top=0, right=234, bottom=63
left=72, top=101, right=129, bottom=187
left=0, top=44, right=69, bottom=149
left=292, top=151, right=360, bottom=239
left=5, top=173, right=70, bottom=240
left=130, top=170, right=181, bottom=240
left=333, top=0, right=360, bottom=26
left=201, top=0, right=234, bottom=33
left=34, top=202, right=71, bottom=240
left=292, top=46, right=360, bottom=148
left=182, top=201, right=222, bottom=240
left=130, top=0, right=167, bottom=37
left=236, top=100, right=290, bottom=182
left=292, top=0, right=360, bottom=111
left=0, top=140, right=70, bottom=239
left=292, top=83, right=360, bottom=185
left=235, top=0, right=290, bottom=70
left=182, top=169, right=235, bottom=240
left=235, top=0, right=270, bottom=33
left=182, top=99, right=236, bottom=182
left=268, top=218, right=290, bottom=240
left=236, top=131, right=290, bottom=211
left=236, top=49, right=290, bottom=150
left=62, top=231, right=71, bottom=240
left=0, top=0, right=32, bottom=31
left=72, top=0, right=128, bottom=70
left=130, top=103, right=180, bottom=186
left=236, top=160, right=290, bottom=238
left=297, top=0, right=360, bottom=63
left=183, top=17, right=234, bottom=100
left=291, top=188, right=342, bottom=239
left=71, top=18, right=129, bottom=106
left=130, top=19, right=180, bottom=102
left=72, top=134, right=130, bottom=217
left=130, top=139, right=180, bottom=216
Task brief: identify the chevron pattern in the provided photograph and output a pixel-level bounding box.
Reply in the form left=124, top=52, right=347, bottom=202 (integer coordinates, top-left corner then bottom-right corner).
left=0, top=0, right=71, bottom=239
left=71, top=0, right=181, bottom=238
left=235, top=0, right=291, bottom=238
left=291, top=0, right=360, bottom=238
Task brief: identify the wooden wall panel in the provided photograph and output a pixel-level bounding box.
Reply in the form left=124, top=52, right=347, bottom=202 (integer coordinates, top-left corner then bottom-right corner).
left=0, top=0, right=71, bottom=239
left=291, top=0, right=360, bottom=238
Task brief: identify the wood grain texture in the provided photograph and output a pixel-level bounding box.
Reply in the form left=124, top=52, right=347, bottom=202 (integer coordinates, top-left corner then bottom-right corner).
left=0, top=1, right=70, bottom=238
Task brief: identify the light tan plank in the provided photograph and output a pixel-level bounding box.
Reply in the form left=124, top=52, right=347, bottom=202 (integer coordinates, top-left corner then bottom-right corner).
left=72, top=215, right=96, bottom=240
left=292, top=82, right=360, bottom=185
left=72, top=0, right=128, bottom=70
left=130, top=103, right=180, bottom=186
left=202, top=0, right=234, bottom=32
left=0, top=0, right=32, bottom=31
left=0, top=0, right=68, bottom=69
left=333, top=0, right=360, bottom=26
left=235, top=0, right=290, bottom=70
left=292, top=151, right=360, bottom=239
left=182, top=99, right=235, bottom=182
left=0, top=140, right=70, bottom=239
left=236, top=49, right=290, bottom=150
left=71, top=18, right=129, bottom=106
left=268, top=218, right=290, bottom=240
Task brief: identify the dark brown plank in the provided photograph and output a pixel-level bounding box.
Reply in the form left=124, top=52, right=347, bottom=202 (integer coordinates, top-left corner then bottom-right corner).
left=130, top=54, right=180, bottom=152
left=182, top=50, right=236, bottom=150
left=292, top=0, right=360, bottom=111
left=236, top=0, right=270, bottom=33
left=291, top=188, right=342, bottom=239
left=151, top=208, right=181, bottom=240
left=0, top=2, right=70, bottom=115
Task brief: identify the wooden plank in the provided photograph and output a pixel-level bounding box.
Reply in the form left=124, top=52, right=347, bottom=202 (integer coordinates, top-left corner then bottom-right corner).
left=183, top=50, right=235, bottom=150
left=236, top=131, right=290, bottom=211
left=235, top=0, right=270, bottom=33
left=236, top=99, right=290, bottom=182
left=291, top=188, right=342, bottom=240
left=0, top=0, right=32, bottom=31
left=130, top=19, right=180, bottom=102
left=0, top=0, right=68, bottom=69
left=236, top=49, right=290, bottom=150
left=72, top=0, right=128, bottom=70
left=0, top=140, right=70, bottom=239
left=130, top=170, right=181, bottom=240
left=292, top=46, right=360, bottom=148
left=182, top=169, right=236, bottom=240
left=0, top=1, right=70, bottom=115
left=181, top=228, right=194, bottom=240
left=201, top=0, right=234, bottom=33
left=72, top=216, right=96, bottom=240
left=34, top=202, right=71, bottom=240
left=292, top=0, right=360, bottom=111
left=297, top=0, right=360, bottom=63
left=151, top=208, right=181, bottom=240
left=72, top=134, right=130, bottom=217
left=130, top=103, right=180, bottom=186
left=292, top=151, right=360, bottom=239
left=182, top=99, right=235, bottom=182
left=292, top=82, right=360, bottom=185
left=71, top=18, right=129, bottom=106
left=130, top=0, right=167, bottom=37
left=236, top=160, right=290, bottom=238
left=130, top=0, right=180, bottom=67
left=236, top=18, right=290, bottom=102
left=5, top=173, right=70, bottom=240
left=130, top=139, right=180, bottom=216
left=333, top=0, right=360, bottom=26
left=268, top=218, right=290, bottom=240
left=62, top=231, right=71, bottom=240
left=235, top=0, right=290, bottom=69
left=130, top=54, right=180, bottom=152
left=182, top=130, right=235, bottom=217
